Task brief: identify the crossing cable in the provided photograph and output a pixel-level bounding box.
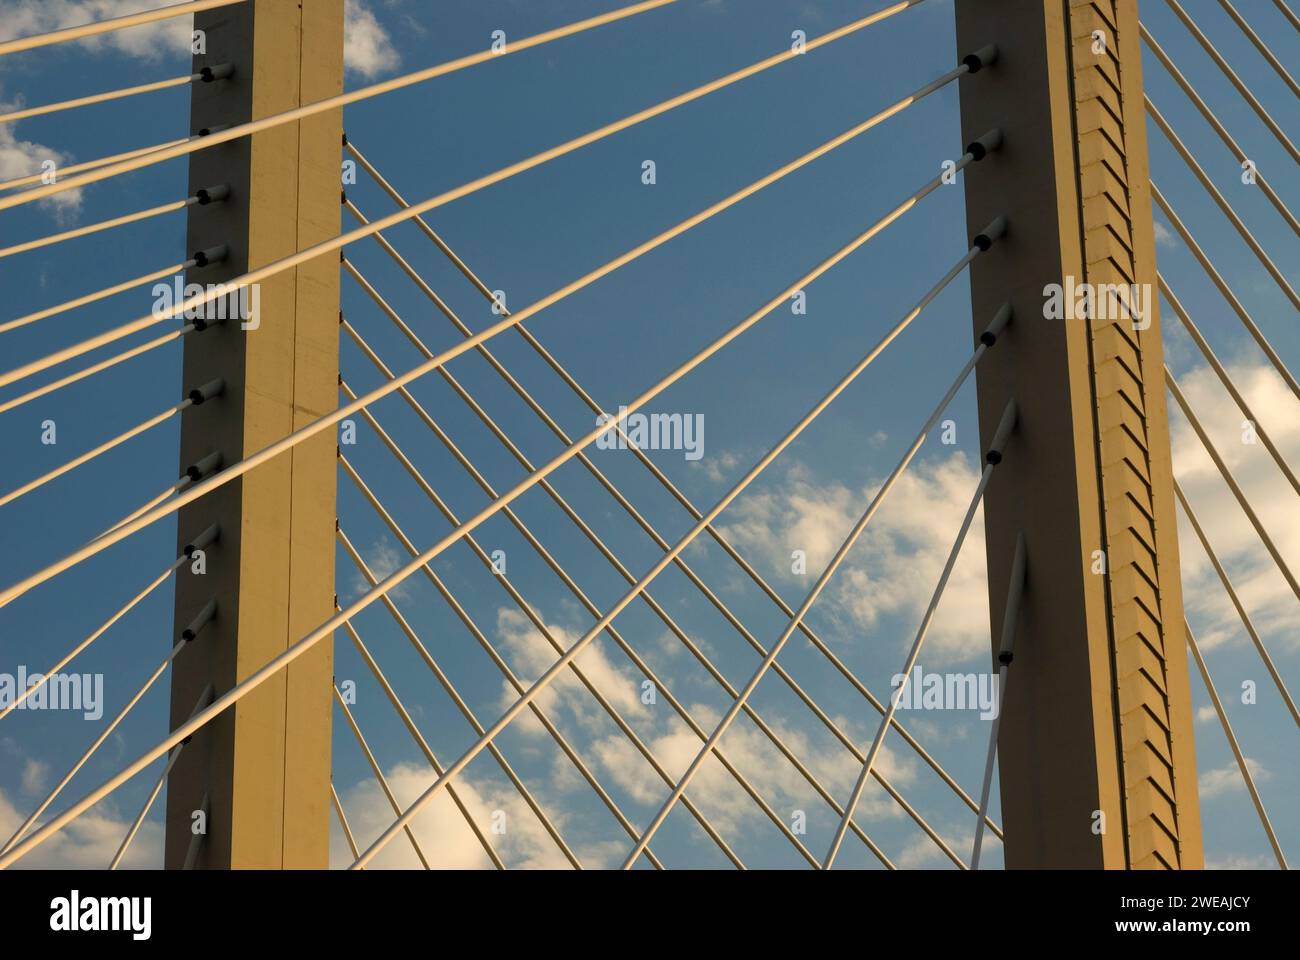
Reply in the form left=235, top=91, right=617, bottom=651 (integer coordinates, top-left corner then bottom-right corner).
left=1146, top=98, right=1298, bottom=310
left=338, top=453, right=669, bottom=872
left=1140, top=22, right=1299, bottom=237
left=330, top=784, right=361, bottom=864
left=347, top=139, right=1006, bottom=841
left=0, top=637, right=189, bottom=855
left=0, top=526, right=216, bottom=723
left=0, top=228, right=1010, bottom=872
left=1184, top=619, right=1289, bottom=868
left=337, top=543, right=578, bottom=870
left=338, top=459, right=747, bottom=869
left=971, top=532, right=1026, bottom=870
left=1217, top=0, right=1299, bottom=98
left=0, top=379, right=222, bottom=508
left=109, top=683, right=213, bottom=870
left=340, top=418, right=804, bottom=869
left=1165, top=366, right=1300, bottom=607
left=0, top=0, right=245, bottom=57
left=1152, top=182, right=1300, bottom=403
left=341, top=269, right=955, bottom=867
left=348, top=221, right=1006, bottom=870
left=820, top=400, right=1018, bottom=870
left=1163, top=0, right=1299, bottom=165
left=1174, top=481, right=1300, bottom=729
left=338, top=431, right=683, bottom=872
left=0, top=94, right=991, bottom=612
left=339, top=384, right=888, bottom=869
left=1158, top=275, right=1300, bottom=498
left=0, top=5, right=960, bottom=392
left=338, top=348, right=887, bottom=869
left=0, top=185, right=228, bottom=261
left=332, top=684, right=436, bottom=870
left=624, top=325, right=1016, bottom=871
left=0, top=65, right=232, bottom=126
left=335, top=462, right=671, bottom=872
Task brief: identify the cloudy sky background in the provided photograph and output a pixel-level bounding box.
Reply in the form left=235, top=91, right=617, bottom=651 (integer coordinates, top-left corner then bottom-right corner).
left=0, top=0, right=1295, bottom=869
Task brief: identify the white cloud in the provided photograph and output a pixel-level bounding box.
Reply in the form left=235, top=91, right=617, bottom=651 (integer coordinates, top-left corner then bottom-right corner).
left=19, top=759, right=48, bottom=796
left=330, top=761, right=582, bottom=869
left=1170, top=360, right=1300, bottom=652
left=344, top=0, right=399, bottom=79
left=0, top=1, right=193, bottom=60
left=0, top=786, right=160, bottom=869
left=1153, top=220, right=1178, bottom=249
left=719, top=453, right=991, bottom=662
left=0, top=110, right=84, bottom=221
left=349, top=537, right=413, bottom=601
left=1198, top=758, right=1269, bottom=800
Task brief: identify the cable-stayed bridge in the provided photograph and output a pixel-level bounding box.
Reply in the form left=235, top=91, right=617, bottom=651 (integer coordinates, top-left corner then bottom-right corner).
left=0, top=0, right=1295, bottom=874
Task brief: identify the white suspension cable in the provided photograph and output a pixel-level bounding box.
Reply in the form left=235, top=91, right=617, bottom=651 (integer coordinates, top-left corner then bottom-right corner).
left=1184, top=619, right=1289, bottom=868
left=0, top=189, right=222, bottom=261
left=1146, top=98, right=1298, bottom=310
left=0, top=326, right=195, bottom=416
left=0, top=138, right=190, bottom=194
left=1276, top=0, right=1300, bottom=31
left=330, top=784, right=360, bottom=864
left=109, top=682, right=212, bottom=870
left=332, top=685, right=435, bottom=870
left=0, top=380, right=220, bottom=507
left=1164, top=0, right=1299, bottom=164
left=1140, top=22, right=1298, bottom=236
left=1165, top=366, right=1300, bottom=606
left=1218, top=0, right=1299, bottom=97
left=0, top=531, right=208, bottom=721
left=0, top=260, right=190, bottom=337
left=971, top=531, right=1026, bottom=870
left=0, top=639, right=185, bottom=855
left=1158, top=275, right=1300, bottom=497
left=822, top=399, right=1017, bottom=869
left=0, top=71, right=214, bottom=126
left=1151, top=182, right=1300, bottom=403
left=338, top=540, right=573, bottom=870
left=1174, top=481, right=1299, bottom=729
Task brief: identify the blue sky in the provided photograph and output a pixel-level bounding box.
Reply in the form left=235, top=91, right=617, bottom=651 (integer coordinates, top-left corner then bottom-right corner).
left=0, top=0, right=1295, bottom=869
